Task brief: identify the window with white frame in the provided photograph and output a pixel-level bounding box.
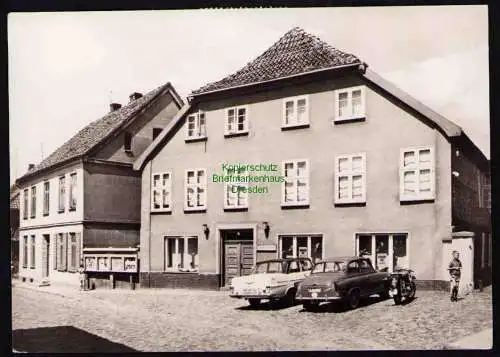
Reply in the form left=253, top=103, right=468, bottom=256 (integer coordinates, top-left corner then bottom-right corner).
left=400, top=147, right=435, bottom=201
left=30, top=235, right=36, bottom=269
left=226, top=106, right=249, bottom=135
left=164, top=236, right=199, bottom=272
left=59, top=176, right=66, bottom=212
left=22, top=235, right=28, bottom=268
left=279, top=235, right=323, bottom=265
left=185, top=169, right=206, bottom=210
left=282, top=160, right=309, bottom=206
left=356, top=233, right=409, bottom=273
left=30, top=186, right=36, bottom=218
left=186, top=111, right=206, bottom=140
left=23, top=189, right=28, bottom=219
left=282, top=95, right=309, bottom=128
left=69, top=173, right=77, bottom=210
left=224, top=182, right=249, bottom=209
left=335, top=153, right=366, bottom=204
left=43, top=181, right=50, bottom=216
left=152, top=172, right=172, bottom=212
left=334, top=86, right=366, bottom=122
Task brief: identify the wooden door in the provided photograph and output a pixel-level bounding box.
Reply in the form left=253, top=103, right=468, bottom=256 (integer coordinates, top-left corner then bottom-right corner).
left=240, top=243, right=254, bottom=276
left=224, top=243, right=241, bottom=286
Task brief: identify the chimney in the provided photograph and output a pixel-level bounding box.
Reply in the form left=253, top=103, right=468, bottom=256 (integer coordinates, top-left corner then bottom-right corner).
left=28, top=164, right=35, bottom=171
left=129, top=92, right=143, bottom=103
left=110, top=103, right=122, bottom=112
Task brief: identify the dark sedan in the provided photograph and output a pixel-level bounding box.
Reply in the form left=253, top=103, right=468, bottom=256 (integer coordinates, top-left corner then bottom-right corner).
left=295, top=256, right=390, bottom=311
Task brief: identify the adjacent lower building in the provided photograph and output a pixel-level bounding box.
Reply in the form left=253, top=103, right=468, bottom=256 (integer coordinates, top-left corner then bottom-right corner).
left=133, top=28, right=491, bottom=291
left=16, top=83, right=183, bottom=287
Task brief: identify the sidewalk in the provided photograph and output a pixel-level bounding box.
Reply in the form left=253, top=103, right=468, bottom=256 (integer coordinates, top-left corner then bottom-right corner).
left=446, top=328, right=492, bottom=349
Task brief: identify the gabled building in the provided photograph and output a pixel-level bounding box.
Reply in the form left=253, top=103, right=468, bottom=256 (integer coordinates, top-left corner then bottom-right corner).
left=16, top=83, right=183, bottom=287
left=134, top=28, right=491, bottom=290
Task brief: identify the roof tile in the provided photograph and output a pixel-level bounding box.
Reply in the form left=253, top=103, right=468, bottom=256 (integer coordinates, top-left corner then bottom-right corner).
left=191, top=27, right=361, bottom=95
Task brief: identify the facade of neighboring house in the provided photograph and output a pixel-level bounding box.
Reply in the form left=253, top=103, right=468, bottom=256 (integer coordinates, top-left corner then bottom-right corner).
left=16, top=83, right=183, bottom=287
left=134, top=28, right=491, bottom=291
left=10, top=185, right=21, bottom=276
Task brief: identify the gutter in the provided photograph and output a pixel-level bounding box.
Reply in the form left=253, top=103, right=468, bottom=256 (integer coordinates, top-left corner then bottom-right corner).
left=188, top=62, right=362, bottom=101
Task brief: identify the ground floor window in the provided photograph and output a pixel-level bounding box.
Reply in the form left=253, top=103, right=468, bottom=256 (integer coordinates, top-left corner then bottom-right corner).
left=30, top=235, right=36, bottom=269
left=356, top=233, right=409, bottom=272
left=22, top=235, right=28, bottom=268
left=164, top=236, right=199, bottom=272
left=278, top=235, right=323, bottom=264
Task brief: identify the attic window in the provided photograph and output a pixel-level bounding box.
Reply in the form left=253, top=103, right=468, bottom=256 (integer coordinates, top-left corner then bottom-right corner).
left=124, top=132, right=132, bottom=152
left=153, top=128, right=162, bottom=141
left=334, top=86, right=366, bottom=123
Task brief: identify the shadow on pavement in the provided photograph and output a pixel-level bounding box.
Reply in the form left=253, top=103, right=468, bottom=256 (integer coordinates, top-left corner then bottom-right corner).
left=235, top=300, right=300, bottom=311
left=299, top=295, right=400, bottom=313
left=12, top=326, right=137, bottom=353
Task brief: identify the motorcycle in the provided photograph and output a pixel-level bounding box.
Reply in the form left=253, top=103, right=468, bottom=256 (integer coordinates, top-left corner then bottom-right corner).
left=388, top=268, right=416, bottom=305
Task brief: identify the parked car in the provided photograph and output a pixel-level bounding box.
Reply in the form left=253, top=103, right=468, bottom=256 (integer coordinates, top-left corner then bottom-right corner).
left=229, top=257, right=313, bottom=307
left=296, top=256, right=390, bottom=311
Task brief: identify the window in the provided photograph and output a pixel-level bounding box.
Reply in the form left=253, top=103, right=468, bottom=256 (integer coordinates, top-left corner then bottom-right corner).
left=279, top=235, right=323, bottom=264
left=56, top=233, right=67, bottom=271
left=225, top=106, right=249, bottom=135
left=282, top=160, right=309, bottom=206
left=152, top=172, right=172, bottom=212
left=400, top=147, right=435, bottom=201
left=185, top=169, right=206, bottom=211
left=68, top=233, right=77, bottom=272
left=124, top=132, right=132, bottom=152
left=22, top=235, right=28, bottom=268
left=347, top=260, right=360, bottom=273
left=23, top=189, right=28, bottom=219
left=152, top=127, right=162, bottom=141
left=282, top=95, right=309, bottom=128
left=164, top=236, right=199, bottom=272
left=335, top=153, right=366, bottom=204
left=356, top=233, right=409, bottom=273
left=43, top=181, right=50, bottom=216
left=334, top=86, right=366, bottom=122
left=186, top=111, right=206, bottom=140
left=69, top=173, right=77, bottom=210
left=30, top=186, right=36, bottom=218
left=224, top=167, right=248, bottom=210
left=30, top=235, right=35, bottom=269
left=58, top=176, right=66, bottom=212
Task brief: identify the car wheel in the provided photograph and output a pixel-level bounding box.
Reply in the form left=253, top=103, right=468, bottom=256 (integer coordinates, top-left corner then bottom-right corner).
left=408, top=282, right=416, bottom=300
left=346, top=289, right=360, bottom=310
left=303, top=301, right=319, bottom=311
left=248, top=298, right=261, bottom=307
left=393, top=294, right=402, bottom=305
left=282, top=288, right=296, bottom=306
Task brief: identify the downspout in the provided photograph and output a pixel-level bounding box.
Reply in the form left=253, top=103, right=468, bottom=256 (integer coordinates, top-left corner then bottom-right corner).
left=148, top=161, right=152, bottom=288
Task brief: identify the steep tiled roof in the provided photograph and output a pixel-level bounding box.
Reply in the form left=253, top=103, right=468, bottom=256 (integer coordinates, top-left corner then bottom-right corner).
left=19, top=83, right=174, bottom=181
left=191, top=27, right=361, bottom=96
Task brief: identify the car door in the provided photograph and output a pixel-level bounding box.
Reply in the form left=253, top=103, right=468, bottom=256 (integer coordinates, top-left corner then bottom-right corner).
left=359, top=258, right=378, bottom=294
left=344, top=260, right=362, bottom=293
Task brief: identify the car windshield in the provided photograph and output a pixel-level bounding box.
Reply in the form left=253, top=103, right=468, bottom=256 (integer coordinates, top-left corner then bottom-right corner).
left=312, top=261, right=346, bottom=273
left=254, top=261, right=284, bottom=274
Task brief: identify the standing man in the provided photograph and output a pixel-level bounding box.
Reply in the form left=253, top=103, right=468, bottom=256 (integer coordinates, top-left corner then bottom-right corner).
left=448, top=251, right=462, bottom=302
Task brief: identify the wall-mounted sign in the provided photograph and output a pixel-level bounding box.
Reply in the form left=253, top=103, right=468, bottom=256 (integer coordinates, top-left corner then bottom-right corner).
left=98, top=257, right=110, bottom=271
left=124, top=257, right=138, bottom=272
left=257, top=245, right=276, bottom=252
left=84, top=253, right=138, bottom=273
left=111, top=257, right=124, bottom=272
left=85, top=257, right=97, bottom=271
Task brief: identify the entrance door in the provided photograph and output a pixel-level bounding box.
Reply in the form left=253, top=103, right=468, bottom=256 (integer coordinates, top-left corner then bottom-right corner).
left=42, top=235, right=50, bottom=278
left=221, top=229, right=254, bottom=287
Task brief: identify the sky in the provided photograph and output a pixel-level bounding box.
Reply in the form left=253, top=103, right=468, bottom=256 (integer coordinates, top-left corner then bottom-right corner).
left=8, top=6, right=489, bottom=185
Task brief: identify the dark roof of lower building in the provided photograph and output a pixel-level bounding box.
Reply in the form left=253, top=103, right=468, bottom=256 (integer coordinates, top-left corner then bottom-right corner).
left=190, top=27, right=361, bottom=96
left=17, top=83, right=183, bottom=183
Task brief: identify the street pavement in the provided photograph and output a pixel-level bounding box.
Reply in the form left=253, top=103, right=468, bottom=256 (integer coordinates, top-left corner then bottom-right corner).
left=12, top=281, right=492, bottom=352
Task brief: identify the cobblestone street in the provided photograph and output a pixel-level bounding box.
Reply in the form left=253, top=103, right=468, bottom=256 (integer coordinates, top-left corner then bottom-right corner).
left=12, top=282, right=492, bottom=352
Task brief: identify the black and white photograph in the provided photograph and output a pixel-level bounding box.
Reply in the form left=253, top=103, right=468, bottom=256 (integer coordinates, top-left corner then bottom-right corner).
left=9, top=5, right=492, bottom=352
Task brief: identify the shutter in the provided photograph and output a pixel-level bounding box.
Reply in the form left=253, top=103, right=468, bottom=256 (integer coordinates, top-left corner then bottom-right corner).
left=61, top=233, right=68, bottom=271
left=53, top=234, right=58, bottom=270
left=76, top=232, right=82, bottom=270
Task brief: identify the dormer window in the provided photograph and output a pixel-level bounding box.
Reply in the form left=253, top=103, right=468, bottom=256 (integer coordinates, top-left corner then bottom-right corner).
left=334, top=86, right=366, bottom=123
left=225, top=106, right=249, bottom=137
left=186, top=111, right=206, bottom=142
left=124, top=132, right=132, bottom=152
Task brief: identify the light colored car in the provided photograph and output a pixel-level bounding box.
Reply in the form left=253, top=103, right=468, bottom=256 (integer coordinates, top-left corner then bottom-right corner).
left=229, top=258, right=313, bottom=307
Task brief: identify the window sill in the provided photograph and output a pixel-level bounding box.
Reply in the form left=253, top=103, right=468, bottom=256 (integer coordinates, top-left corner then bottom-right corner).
left=224, top=207, right=249, bottom=212
left=400, top=198, right=435, bottom=205
left=333, top=116, right=366, bottom=124
left=69, top=207, right=76, bottom=212
left=281, top=204, right=310, bottom=210
left=224, top=131, right=249, bottom=138
left=334, top=201, right=366, bottom=207
left=184, top=208, right=207, bottom=214
left=29, top=267, right=35, bottom=270
left=43, top=213, right=49, bottom=217
left=185, top=136, right=207, bottom=143
left=58, top=209, right=65, bottom=214
left=281, top=123, right=310, bottom=131
left=151, top=210, right=172, bottom=215
left=30, top=216, right=36, bottom=219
